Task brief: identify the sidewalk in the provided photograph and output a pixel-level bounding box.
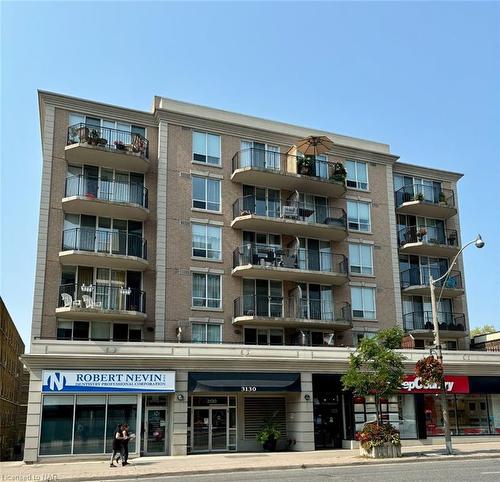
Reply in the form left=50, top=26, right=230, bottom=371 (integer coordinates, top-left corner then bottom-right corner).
left=2, top=442, right=500, bottom=481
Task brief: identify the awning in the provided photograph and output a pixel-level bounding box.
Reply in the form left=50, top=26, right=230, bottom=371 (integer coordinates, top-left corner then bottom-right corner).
left=188, top=372, right=301, bottom=393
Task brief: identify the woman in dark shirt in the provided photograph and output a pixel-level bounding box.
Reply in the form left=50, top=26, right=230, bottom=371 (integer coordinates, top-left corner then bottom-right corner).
left=121, top=424, right=130, bottom=466
left=110, top=424, right=124, bottom=467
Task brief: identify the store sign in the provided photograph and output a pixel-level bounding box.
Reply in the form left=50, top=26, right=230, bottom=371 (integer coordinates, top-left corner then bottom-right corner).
left=400, top=375, right=469, bottom=394
left=42, top=370, right=175, bottom=393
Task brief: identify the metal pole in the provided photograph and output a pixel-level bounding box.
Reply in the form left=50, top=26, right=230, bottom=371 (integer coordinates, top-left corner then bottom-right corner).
left=430, top=275, right=453, bottom=454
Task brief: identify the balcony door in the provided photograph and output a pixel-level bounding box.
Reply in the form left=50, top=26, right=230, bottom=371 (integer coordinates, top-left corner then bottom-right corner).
left=299, top=194, right=328, bottom=224
left=240, top=140, right=280, bottom=170
left=243, top=185, right=280, bottom=218
left=297, top=283, right=333, bottom=321
left=298, top=238, right=332, bottom=272
left=243, top=279, right=282, bottom=317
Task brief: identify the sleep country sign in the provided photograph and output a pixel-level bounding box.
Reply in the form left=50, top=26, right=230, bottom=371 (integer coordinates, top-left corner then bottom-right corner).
left=42, top=370, right=175, bottom=393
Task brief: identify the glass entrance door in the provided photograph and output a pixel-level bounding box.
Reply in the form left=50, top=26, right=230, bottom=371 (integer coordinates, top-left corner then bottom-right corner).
left=191, top=407, right=228, bottom=452
left=145, top=408, right=167, bottom=454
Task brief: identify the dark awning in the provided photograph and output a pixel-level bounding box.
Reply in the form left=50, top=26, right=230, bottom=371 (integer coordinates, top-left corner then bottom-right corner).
left=188, top=372, right=301, bottom=393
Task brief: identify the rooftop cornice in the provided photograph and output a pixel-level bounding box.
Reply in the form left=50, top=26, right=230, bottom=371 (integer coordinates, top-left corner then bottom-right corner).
left=37, top=90, right=157, bottom=127
left=394, top=161, right=463, bottom=182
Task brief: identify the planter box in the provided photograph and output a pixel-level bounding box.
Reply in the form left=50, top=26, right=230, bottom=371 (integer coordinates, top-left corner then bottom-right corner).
left=360, top=442, right=401, bottom=458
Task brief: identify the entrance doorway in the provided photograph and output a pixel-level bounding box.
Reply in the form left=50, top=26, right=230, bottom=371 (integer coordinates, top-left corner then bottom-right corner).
left=189, top=396, right=236, bottom=453
left=145, top=408, right=167, bottom=454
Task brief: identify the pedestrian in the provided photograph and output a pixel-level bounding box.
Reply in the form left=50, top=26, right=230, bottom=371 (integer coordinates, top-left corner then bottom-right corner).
left=121, top=423, right=131, bottom=466
left=110, top=424, right=124, bottom=468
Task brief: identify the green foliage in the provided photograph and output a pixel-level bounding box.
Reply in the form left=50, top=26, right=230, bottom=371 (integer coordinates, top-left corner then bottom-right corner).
left=470, top=324, right=496, bottom=337
left=256, top=413, right=282, bottom=444
left=342, top=328, right=406, bottom=423
left=356, top=421, right=401, bottom=449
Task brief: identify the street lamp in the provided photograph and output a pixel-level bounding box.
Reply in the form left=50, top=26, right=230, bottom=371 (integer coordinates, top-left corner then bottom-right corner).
left=429, top=234, right=484, bottom=455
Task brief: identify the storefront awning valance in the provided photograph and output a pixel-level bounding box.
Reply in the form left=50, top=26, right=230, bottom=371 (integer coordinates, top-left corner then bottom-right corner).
left=188, top=372, right=301, bottom=393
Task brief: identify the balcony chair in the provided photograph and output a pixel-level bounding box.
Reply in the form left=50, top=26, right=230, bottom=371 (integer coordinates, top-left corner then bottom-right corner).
left=82, top=295, right=102, bottom=309
left=61, top=293, right=73, bottom=308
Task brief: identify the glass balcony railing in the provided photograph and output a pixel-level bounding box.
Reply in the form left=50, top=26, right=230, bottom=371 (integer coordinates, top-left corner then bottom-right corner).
left=233, top=295, right=351, bottom=323
left=67, top=123, right=149, bottom=159
left=398, top=226, right=458, bottom=247
left=395, top=183, right=455, bottom=208
left=400, top=268, right=462, bottom=290
left=403, top=311, right=465, bottom=332
left=233, top=245, right=347, bottom=274
left=232, top=148, right=347, bottom=183
left=62, top=228, right=147, bottom=260
left=65, top=175, right=148, bottom=208
left=232, top=196, right=347, bottom=228
left=59, top=283, right=146, bottom=313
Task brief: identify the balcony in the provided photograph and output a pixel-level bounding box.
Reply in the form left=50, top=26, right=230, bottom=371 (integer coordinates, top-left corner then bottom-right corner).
left=398, top=226, right=459, bottom=257
left=232, top=245, right=348, bottom=285
left=59, top=228, right=148, bottom=270
left=62, top=175, right=149, bottom=221
left=403, top=311, right=466, bottom=337
left=395, top=184, right=457, bottom=219
left=56, top=283, right=146, bottom=321
left=65, top=123, right=150, bottom=172
left=231, top=148, right=346, bottom=198
left=233, top=295, right=352, bottom=331
left=232, top=196, right=348, bottom=241
left=400, top=268, right=464, bottom=298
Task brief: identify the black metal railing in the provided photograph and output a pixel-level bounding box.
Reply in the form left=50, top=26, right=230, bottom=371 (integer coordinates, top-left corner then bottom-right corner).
left=403, top=311, right=465, bottom=332
left=62, top=228, right=147, bottom=260
left=59, top=283, right=146, bottom=313
left=398, top=226, right=458, bottom=247
left=232, top=195, right=347, bottom=228
left=65, top=175, right=148, bottom=208
left=395, top=183, right=455, bottom=208
left=232, top=148, right=346, bottom=183
left=233, top=295, right=351, bottom=323
left=400, top=268, right=462, bottom=290
left=67, top=123, right=149, bottom=159
left=233, top=244, right=347, bottom=274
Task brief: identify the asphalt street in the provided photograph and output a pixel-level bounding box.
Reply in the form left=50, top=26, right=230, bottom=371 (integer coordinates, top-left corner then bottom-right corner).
left=119, top=458, right=500, bottom=482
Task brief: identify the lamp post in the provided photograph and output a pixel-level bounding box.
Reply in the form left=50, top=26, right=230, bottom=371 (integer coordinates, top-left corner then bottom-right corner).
left=429, top=234, right=484, bottom=455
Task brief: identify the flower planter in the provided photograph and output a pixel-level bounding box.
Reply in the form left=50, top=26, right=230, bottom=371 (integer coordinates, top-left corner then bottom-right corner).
left=263, top=437, right=277, bottom=452
left=360, top=442, right=401, bottom=458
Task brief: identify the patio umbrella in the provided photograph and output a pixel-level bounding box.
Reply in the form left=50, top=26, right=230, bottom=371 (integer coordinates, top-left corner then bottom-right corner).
left=295, top=135, right=334, bottom=157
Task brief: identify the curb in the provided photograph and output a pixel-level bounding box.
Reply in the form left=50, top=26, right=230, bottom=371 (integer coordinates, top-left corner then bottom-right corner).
left=54, top=452, right=500, bottom=481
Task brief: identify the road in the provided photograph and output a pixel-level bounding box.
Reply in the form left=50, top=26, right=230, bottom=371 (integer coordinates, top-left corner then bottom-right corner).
left=119, top=458, right=500, bottom=482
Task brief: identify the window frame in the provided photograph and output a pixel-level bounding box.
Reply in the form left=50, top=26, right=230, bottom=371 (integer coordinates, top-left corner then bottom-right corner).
left=191, top=272, right=222, bottom=309
left=348, top=243, right=374, bottom=276
left=347, top=200, right=372, bottom=232
left=192, top=131, right=221, bottom=166
left=191, top=322, right=222, bottom=344
left=192, top=176, right=221, bottom=213
left=191, top=223, right=222, bottom=260
left=346, top=160, right=369, bottom=190
left=351, top=286, right=377, bottom=320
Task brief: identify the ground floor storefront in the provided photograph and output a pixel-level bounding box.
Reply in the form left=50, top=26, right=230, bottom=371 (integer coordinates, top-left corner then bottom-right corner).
left=21, top=344, right=500, bottom=462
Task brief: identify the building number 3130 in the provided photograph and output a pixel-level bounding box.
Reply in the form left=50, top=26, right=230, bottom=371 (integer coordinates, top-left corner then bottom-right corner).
left=241, top=386, right=257, bottom=392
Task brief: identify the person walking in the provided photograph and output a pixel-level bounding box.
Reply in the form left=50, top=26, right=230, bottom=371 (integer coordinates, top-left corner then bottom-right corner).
left=121, top=423, right=131, bottom=466
left=110, top=424, right=124, bottom=468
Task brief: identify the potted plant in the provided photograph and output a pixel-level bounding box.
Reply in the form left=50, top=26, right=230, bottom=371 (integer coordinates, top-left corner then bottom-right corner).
left=256, top=414, right=281, bottom=452
left=297, top=156, right=314, bottom=175
left=342, top=327, right=406, bottom=459
left=416, top=227, right=427, bottom=241
left=413, top=192, right=425, bottom=202
left=439, top=191, right=447, bottom=205
left=87, top=128, right=101, bottom=146
left=330, top=162, right=347, bottom=183
left=114, top=140, right=126, bottom=151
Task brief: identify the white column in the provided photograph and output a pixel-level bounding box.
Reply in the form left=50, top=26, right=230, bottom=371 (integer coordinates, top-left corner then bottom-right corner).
left=23, top=370, right=43, bottom=462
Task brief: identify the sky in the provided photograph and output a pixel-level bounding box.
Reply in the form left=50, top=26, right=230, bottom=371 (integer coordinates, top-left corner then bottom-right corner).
left=1, top=1, right=499, bottom=347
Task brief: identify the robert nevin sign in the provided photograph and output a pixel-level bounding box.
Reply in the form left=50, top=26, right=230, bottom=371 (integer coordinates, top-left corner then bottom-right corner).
left=42, top=370, right=176, bottom=393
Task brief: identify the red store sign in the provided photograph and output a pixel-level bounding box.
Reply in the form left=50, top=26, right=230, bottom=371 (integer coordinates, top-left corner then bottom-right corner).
left=400, top=375, right=469, bottom=394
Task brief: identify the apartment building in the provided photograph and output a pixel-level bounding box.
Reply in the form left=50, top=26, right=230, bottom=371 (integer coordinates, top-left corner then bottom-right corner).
left=21, top=91, right=500, bottom=462
left=0, top=297, right=29, bottom=460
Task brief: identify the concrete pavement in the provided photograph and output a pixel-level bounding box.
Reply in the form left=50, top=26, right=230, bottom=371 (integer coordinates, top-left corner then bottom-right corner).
left=2, top=442, right=500, bottom=482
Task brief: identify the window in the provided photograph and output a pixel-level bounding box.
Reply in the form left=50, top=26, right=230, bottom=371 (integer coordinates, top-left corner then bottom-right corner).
left=193, top=131, right=221, bottom=165
left=191, top=323, right=222, bottom=343
left=192, top=224, right=222, bottom=260
left=192, top=176, right=221, bottom=212
left=240, top=141, right=280, bottom=169
left=353, top=331, right=376, bottom=347
left=349, top=244, right=373, bottom=275
left=347, top=200, right=371, bottom=232
left=192, top=273, right=221, bottom=308
left=346, top=160, right=368, bottom=190
left=244, top=327, right=283, bottom=345
left=351, top=287, right=376, bottom=319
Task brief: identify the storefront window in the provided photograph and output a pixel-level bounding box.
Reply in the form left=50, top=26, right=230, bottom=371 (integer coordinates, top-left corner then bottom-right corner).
left=489, top=395, right=500, bottom=434
left=105, top=395, right=138, bottom=452
left=40, top=395, right=74, bottom=455
left=73, top=396, right=106, bottom=454
left=398, top=396, right=417, bottom=439
left=424, top=395, right=458, bottom=436
left=456, top=394, right=490, bottom=435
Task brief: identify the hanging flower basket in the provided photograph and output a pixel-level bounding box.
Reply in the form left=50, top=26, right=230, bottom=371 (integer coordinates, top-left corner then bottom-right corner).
left=415, top=355, right=443, bottom=386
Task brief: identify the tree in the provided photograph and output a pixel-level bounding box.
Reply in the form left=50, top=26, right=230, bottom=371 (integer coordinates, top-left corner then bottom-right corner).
left=342, top=328, right=406, bottom=425
left=470, top=325, right=496, bottom=337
